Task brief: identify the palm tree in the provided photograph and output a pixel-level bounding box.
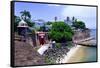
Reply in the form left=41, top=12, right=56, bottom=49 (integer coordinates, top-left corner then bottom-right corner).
left=14, top=15, right=21, bottom=32
left=72, top=16, right=75, bottom=22
left=20, top=10, right=31, bottom=21
left=20, top=10, right=35, bottom=27
left=66, top=16, right=69, bottom=21
left=54, top=16, right=57, bottom=22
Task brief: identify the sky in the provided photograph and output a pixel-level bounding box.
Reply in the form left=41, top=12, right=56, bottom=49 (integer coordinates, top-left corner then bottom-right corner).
left=14, top=2, right=97, bottom=29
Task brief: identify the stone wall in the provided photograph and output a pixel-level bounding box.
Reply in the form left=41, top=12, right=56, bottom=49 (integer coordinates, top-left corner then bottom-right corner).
left=73, top=29, right=90, bottom=41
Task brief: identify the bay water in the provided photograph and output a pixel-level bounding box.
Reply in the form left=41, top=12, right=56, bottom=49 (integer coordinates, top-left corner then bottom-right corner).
left=80, top=29, right=97, bottom=62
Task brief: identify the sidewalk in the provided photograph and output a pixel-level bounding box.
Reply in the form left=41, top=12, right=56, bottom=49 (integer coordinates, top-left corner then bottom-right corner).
left=37, top=44, right=51, bottom=55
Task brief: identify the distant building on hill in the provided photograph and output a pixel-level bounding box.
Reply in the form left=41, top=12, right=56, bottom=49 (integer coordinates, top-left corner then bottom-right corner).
left=64, top=16, right=76, bottom=26
left=33, top=19, right=45, bottom=29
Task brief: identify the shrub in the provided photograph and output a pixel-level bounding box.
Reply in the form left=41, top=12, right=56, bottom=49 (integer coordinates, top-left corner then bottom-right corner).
left=55, top=43, right=61, bottom=48
left=49, top=21, right=73, bottom=43
left=72, top=20, right=86, bottom=29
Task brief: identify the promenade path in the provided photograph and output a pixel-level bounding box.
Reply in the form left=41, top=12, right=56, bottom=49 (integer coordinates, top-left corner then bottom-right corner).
left=74, top=37, right=96, bottom=46
left=37, top=44, right=51, bottom=55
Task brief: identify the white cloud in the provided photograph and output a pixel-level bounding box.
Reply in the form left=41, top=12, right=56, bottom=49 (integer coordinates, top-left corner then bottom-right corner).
left=61, top=6, right=96, bottom=29
left=47, top=4, right=61, bottom=7
left=62, top=6, right=96, bottom=18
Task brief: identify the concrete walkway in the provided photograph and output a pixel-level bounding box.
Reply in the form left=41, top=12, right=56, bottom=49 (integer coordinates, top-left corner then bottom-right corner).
left=37, top=44, right=51, bottom=55
left=74, top=37, right=96, bottom=46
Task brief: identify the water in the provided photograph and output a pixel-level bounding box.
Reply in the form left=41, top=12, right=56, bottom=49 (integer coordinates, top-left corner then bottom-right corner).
left=82, top=46, right=97, bottom=62
left=65, top=45, right=97, bottom=63
left=81, top=29, right=97, bottom=62
left=90, top=29, right=97, bottom=39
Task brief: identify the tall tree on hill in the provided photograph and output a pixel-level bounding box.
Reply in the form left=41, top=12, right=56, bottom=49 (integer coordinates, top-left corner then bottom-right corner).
left=20, top=10, right=31, bottom=20
left=20, top=10, right=34, bottom=27
left=54, top=16, right=57, bottom=22
left=72, top=20, right=86, bottom=29
left=14, top=15, right=21, bottom=32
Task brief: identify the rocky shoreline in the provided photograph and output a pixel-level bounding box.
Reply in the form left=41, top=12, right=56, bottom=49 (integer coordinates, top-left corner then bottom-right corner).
left=43, top=45, right=70, bottom=64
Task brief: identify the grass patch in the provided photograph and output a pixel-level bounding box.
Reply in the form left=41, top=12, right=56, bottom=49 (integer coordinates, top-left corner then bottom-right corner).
left=55, top=43, right=61, bottom=48
left=66, top=41, right=74, bottom=49
left=45, top=56, right=55, bottom=64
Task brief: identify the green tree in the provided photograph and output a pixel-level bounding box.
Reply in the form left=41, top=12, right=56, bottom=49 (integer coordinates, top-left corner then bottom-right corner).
left=38, top=23, right=46, bottom=32
left=49, top=21, right=73, bottom=43
left=25, top=19, right=35, bottom=27
left=14, top=15, right=21, bottom=32
left=46, top=21, right=52, bottom=25
left=72, top=20, right=86, bottom=29
left=20, top=10, right=34, bottom=27
left=20, top=10, right=31, bottom=20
